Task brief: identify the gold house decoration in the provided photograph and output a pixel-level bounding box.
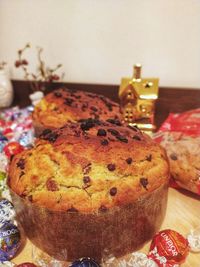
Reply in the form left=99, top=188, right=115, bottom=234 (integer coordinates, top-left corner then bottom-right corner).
left=119, top=64, right=159, bottom=132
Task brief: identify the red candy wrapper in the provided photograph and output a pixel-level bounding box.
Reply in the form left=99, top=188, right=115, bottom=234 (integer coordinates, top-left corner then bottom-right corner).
left=3, top=141, right=24, bottom=158
left=153, top=108, right=200, bottom=195
left=148, top=229, right=189, bottom=267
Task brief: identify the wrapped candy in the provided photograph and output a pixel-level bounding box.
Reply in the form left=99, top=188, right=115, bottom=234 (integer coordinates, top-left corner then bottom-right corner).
left=0, top=172, right=7, bottom=196
left=0, top=199, right=15, bottom=227
left=103, top=229, right=193, bottom=267
left=0, top=141, right=7, bottom=153
left=0, top=154, right=8, bottom=172
left=103, top=252, right=158, bottom=267
left=2, top=128, right=14, bottom=140
left=0, top=134, right=8, bottom=142
left=0, top=172, right=9, bottom=199
left=148, top=229, right=189, bottom=267
left=0, top=222, right=21, bottom=261
left=187, top=226, right=200, bottom=252
left=69, top=258, right=100, bottom=267
left=18, top=131, right=34, bottom=147
left=3, top=142, right=24, bottom=158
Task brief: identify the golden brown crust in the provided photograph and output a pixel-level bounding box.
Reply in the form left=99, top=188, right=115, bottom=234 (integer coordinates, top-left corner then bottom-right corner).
left=32, top=88, right=121, bottom=135
left=9, top=119, right=169, bottom=213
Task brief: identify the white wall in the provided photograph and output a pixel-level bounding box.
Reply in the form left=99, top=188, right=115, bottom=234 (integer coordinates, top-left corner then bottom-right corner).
left=0, top=0, right=200, bottom=88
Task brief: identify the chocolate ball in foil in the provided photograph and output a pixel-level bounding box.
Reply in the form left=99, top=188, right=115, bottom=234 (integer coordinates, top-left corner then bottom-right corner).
left=0, top=199, right=15, bottom=228
left=0, top=134, right=8, bottom=142
left=0, top=222, right=21, bottom=261
left=187, top=226, right=200, bottom=252
left=148, top=229, right=189, bottom=267
left=3, top=141, right=24, bottom=158
left=0, top=154, right=7, bottom=173
left=18, top=131, right=34, bottom=147
left=70, top=257, right=100, bottom=267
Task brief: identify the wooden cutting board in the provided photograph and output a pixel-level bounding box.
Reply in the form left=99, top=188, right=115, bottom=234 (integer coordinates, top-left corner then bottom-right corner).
left=12, top=188, right=200, bottom=267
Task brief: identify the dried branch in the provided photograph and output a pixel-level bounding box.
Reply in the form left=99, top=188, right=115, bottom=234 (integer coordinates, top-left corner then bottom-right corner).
left=15, top=43, right=64, bottom=92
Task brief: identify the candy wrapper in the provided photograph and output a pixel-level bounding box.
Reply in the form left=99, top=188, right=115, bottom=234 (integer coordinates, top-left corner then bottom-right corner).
left=0, top=222, right=21, bottom=262
left=0, top=106, right=34, bottom=199
left=153, top=108, right=200, bottom=195
left=102, top=228, right=200, bottom=267
left=0, top=199, right=15, bottom=228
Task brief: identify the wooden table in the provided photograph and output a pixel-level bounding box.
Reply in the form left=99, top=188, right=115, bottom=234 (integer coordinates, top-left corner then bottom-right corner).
left=10, top=81, right=200, bottom=266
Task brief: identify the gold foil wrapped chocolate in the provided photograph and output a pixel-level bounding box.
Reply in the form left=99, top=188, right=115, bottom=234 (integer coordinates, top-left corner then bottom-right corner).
left=119, top=64, right=159, bottom=132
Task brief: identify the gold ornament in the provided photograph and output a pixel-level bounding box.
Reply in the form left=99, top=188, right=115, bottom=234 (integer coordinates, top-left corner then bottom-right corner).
left=119, top=64, right=159, bottom=133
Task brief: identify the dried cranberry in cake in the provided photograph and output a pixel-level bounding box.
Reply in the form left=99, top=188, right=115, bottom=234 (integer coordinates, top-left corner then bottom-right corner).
left=132, top=135, right=141, bottom=141
left=107, top=128, right=119, bottom=136
left=101, top=139, right=109, bottom=146
left=90, top=106, right=98, bottom=112
left=107, top=163, right=116, bottom=171
left=83, top=163, right=92, bottom=174
left=41, top=132, right=59, bottom=142
left=110, top=187, right=117, bottom=196
left=16, top=158, right=25, bottom=169
left=170, top=153, right=178, bottom=160
left=81, top=103, right=88, bottom=111
left=28, top=195, right=33, bottom=202
left=80, top=119, right=96, bottom=131
left=41, top=128, right=52, bottom=136
left=54, top=91, right=62, bottom=98
left=73, top=94, right=81, bottom=99
left=83, top=176, right=91, bottom=184
left=64, top=98, right=74, bottom=106
left=127, top=125, right=139, bottom=131
left=99, top=205, right=108, bottom=213
left=97, top=129, right=107, bottom=136
left=47, top=133, right=59, bottom=142
left=126, top=157, right=133, bottom=165
left=146, top=154, right=152, bottom=161
left=140, top=177, right=148, bottom=190
left=106, top=118, right=122, bottom=126
left=116, top=135, right=128, bottom=143
left=46, top=178, right=58, bottom=191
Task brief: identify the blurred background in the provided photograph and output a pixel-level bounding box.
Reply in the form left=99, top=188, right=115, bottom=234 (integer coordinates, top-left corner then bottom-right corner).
left=0, top=0, right=200, bottom=88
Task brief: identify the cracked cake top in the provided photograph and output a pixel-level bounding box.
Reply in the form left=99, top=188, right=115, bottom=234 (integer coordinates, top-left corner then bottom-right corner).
left=8, top=119, right=169, bottom=213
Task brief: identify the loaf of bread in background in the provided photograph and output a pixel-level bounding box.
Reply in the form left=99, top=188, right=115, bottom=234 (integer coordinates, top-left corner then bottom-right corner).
left=161, top=135, right=200, bottom=194
left=32, top=88, right=121, bottom=136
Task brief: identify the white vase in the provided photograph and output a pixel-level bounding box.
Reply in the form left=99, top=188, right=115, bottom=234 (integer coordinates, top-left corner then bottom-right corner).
left=0, top=69, right=13, bottom=108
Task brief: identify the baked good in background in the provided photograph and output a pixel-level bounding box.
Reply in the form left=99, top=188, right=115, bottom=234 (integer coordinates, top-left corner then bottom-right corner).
left=32, top=88, right=121, bottom=136
left=8, top=119, right=169, bottom=261
left=160, top=134, right=200, bottom=195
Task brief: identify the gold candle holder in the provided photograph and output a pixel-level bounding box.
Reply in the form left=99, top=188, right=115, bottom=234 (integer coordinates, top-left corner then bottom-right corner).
left=119, top=64, right=159, bottom=133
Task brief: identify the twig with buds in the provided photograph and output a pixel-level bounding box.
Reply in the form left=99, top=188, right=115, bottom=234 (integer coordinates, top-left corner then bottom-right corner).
left=15, top=43, right=64, bottom=92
